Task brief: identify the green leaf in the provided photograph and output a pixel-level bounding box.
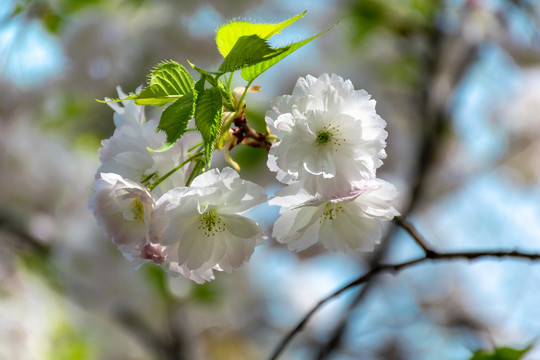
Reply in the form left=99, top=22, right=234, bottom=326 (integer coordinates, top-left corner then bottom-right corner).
left=134, top=61, right=195, bottom=106
left=193, top=74, right=206, bottom=94
left=470, top=345, right=532, bottom=360
left=42, top=8, right=62, bottom=34
left=151, top=91, right=196, bottom=152
left=194, top=87, right=223, bottom=166
left=187, top=60, right=224, bottom=89
left=240, top=26, right=333, bottom=82
left=216, top=11, right=306, bottom=57
left=218, top=35, right=273, bottom=72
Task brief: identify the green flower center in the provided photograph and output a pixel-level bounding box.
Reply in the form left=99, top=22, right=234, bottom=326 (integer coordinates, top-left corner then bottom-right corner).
left=317, top=131, right=332, bottom=145
left=199, top=210, right=225, bottom=237
left=314, top=124, right=345, bottom=151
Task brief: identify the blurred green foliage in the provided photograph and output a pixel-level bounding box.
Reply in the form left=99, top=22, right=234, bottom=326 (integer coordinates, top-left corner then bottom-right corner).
left=143, top=263, right=174, bottom=304
left=349, top=0, right=435, bottom=41
left=19, top=247, right=63, bottom=292
left=347, top=0, right=438, bottom=87
left=470, top=345, right=532, bottom=360
left=191, top=279, right=223, bottom=305
left=11, top=0, right=100, bottom=34
left=48, top=321, right=92, bottom=360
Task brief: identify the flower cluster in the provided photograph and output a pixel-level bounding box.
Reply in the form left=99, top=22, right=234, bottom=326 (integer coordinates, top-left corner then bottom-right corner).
left=267, top=74, right=400, bottom=252
left=89, top=90, right=266, bottom=283
left=90, top=74, right=399, bottom=283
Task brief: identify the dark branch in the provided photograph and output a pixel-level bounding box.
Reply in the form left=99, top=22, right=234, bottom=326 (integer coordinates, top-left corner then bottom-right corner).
left=393, top=216, right=436, bottom=257
left=268, top=244, right=540, bottom=360
left=314, top=280, right=374, bottom=359
left=315, top=222, right=398, bottom=359
left=231, top=113, right=273, bottom=151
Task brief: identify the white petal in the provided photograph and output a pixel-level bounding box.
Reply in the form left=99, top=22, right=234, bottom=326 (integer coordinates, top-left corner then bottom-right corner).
left=272, top=206, right=321, bottom=251
left=268, top=183, right=312, bottom=208
left=286, top=209, right=322, bottom=252
left=190, top=168, right=225, bottom=188
left=353, top=179, right=400, bottom=219
left=273, top=113, right=295, bottom=132
left=302, top=147, right=336, bottom=178
left=221, top=235, right=253, bottom=271
left=164, top=258, right=216, bottom=284
left=175, top=225, right=216, bottom=270
left=330, top=209, right=381, bottom=252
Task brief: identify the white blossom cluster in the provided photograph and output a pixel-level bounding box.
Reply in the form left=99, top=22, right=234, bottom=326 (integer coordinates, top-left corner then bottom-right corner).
left=89, top=75, right=399, bottom=283
left=89, top=88, right=266, bottom=283
left=267, top=74, right=400, bottom=252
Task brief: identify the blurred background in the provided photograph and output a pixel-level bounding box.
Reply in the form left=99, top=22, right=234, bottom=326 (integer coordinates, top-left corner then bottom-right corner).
left=1, top=0, right=540, bottom=359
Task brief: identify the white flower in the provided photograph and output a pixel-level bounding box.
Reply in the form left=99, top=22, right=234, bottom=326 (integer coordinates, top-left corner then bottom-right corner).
left=98, top=117, right=166, bottom=180
left=150, top=167, right=267, bottom=283
left=266, top=73, right=388, bottom=196
left=89, top=173, right=161, bottom=262
left=269, top=179, right=399, bottom=253
left=106, top=86, right=146, bottom=127
left=98, top=88, right=200, bottom=194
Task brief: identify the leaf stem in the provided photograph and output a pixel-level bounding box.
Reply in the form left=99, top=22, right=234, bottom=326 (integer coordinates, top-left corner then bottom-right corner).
left=185, top=160, right=204, bottom=187
left=140, top=172, right=156, bottom=185
left=147, top=153, right=202, bottom=192
left=236, top=80, right=253, bottom=111
left=227, top=72, right=234, bottom=92
left=188, top=142, right=204, bottom=153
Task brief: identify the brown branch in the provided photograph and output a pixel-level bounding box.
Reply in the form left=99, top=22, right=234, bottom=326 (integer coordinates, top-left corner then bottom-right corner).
left=314, top=223, right=397, bottom=358
left=314, top=279, right=375, bottom=359
left=393, top=216, right=436, bottom=256
left=268, top=232, right=540, bottom=360
left=231, top=113, right=273, bottom=151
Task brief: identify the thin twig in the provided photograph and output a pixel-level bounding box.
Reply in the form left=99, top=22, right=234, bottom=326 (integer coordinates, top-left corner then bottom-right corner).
left=394, top=216, right=436, bottom=256
left=314, top=280, right=374, bottom=359
left=315, top=223, right=396, bottom=358
left=268, top=247, right=540, bottom=360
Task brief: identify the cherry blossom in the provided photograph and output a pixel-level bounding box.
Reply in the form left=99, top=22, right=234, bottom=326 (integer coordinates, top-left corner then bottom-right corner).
left=150, top=167, right=266, bottom=283
left=269, top=179, right=399, bottom=252
left=97, top=88, right=199, bottom=195
left=89, top=172, right=158, bottom=262
left=266, top=73, right=388, bottom=196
